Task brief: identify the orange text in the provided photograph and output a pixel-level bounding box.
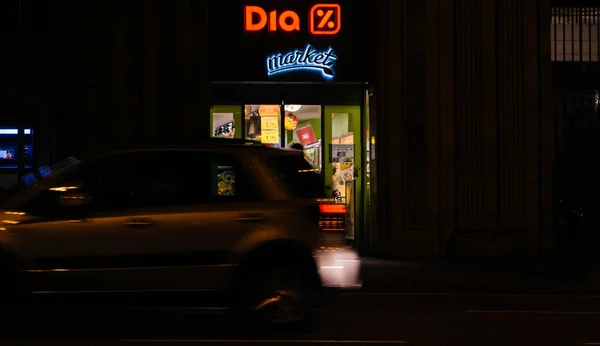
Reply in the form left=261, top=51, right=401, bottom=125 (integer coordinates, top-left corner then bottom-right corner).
left=244, top=6, right=300, bottom=33
left=244, top=4, right=342, bottom=35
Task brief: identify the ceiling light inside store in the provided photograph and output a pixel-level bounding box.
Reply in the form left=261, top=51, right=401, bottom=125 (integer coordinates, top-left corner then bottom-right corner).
left=285, top=105, right=302, bottom=112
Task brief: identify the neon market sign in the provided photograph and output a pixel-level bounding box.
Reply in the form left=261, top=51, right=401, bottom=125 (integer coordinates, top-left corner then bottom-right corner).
left=266, top=44, right=337, bottom=80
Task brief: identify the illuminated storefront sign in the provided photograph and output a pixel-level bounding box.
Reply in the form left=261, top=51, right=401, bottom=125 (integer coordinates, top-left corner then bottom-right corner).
left=244, top=4, right=341, bottom=35
left=266, top=44, right=337, bottom=80
left=309, top=4, right=341, bottom=35
left=244, top=6, right=300, bottom=32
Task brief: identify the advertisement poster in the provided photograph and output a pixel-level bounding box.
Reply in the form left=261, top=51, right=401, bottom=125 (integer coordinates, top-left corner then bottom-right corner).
left=295, top=125, right=318, bottom=146
left=212, top=113, right=235, bottom=138
left=258, top=105, right=280, bottom=117
left=331, top=144, right=354, bottom=163
left=259, top=104, right=280, bottom=144
left=261, top=117, right=278, bottom=131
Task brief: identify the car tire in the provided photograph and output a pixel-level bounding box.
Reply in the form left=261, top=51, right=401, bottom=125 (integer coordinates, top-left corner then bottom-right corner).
left=232, top=250, right=322, bottom=331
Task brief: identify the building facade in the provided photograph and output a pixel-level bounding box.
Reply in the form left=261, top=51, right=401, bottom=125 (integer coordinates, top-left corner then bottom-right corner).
left=551, top=1, right=600, bottom=261
left=1, top=0, right=555, bottom=259
left=373, top=0, right=554, bottom=259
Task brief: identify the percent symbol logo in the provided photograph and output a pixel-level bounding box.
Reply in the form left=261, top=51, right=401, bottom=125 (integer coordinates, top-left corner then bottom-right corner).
left=309, top=4, right=341, bottom=35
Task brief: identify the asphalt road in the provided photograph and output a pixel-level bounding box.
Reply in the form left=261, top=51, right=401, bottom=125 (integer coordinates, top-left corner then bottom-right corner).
left=2, top=291, right=600, bottom=346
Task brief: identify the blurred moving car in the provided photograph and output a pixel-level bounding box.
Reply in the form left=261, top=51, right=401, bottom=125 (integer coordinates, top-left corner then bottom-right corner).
left=0, top=139, right=361, bottom=325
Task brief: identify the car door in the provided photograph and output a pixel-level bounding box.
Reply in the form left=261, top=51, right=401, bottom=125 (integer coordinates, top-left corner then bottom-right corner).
left=8, top=156, right=147, bottom=292
left=14, top=150, right=218, bottom=293
left=113, top=150, right=268, bottom=292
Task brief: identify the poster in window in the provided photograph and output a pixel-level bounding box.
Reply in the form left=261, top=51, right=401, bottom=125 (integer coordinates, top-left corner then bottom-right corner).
left=258, top=105, right=280, bottom=117
left=259, top=104, right=280, bottom=144
left=212, top=113, right=235, bottom=138
left=216, top=165, right=236, bottom=196
left=331, top=144, right=354, bottom=163
left=295, top=126, right=318, bottom=146
left=261, top=129, right=279, bottom=144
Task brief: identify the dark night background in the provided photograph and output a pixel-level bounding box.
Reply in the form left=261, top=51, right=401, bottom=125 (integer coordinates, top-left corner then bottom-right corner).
left=2, top=1, right=600, bottom=345
left=0, top=0, right=599, bottom=268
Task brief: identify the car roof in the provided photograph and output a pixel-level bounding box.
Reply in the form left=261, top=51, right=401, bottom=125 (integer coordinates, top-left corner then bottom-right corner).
left=91, top=138, right=304, bottom=161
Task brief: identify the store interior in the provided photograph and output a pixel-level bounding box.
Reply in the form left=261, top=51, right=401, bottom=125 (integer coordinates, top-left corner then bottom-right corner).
left=210, top=103, right=364, bottom=242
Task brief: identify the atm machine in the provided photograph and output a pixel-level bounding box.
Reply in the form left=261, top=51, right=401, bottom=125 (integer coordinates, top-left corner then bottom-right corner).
left=0, top=127, right=34, bottom=169
left=0, top=121, right=36, bottom=191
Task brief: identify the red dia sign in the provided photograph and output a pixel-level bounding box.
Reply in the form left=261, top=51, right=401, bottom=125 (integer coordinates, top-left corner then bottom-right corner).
left=244, top=4, right=341, bottom=35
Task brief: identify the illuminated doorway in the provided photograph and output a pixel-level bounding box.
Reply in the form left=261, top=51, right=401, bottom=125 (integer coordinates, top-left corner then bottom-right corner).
left=244, top=104, right=282, bottom=147
left=272, top=103, right=363, bottom=244
left=323, top=106, right=362, bottom=242
left=210, top=101, right=366, bottom=247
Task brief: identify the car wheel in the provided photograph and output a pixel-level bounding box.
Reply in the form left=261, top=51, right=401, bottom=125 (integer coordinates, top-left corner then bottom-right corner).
left=235, top=254, right=322, bottom=329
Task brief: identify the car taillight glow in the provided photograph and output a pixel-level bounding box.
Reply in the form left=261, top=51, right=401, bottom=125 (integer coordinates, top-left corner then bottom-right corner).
left=318, top=203, right=346, bottom=231
left=319, top=204, right=346, bottom=214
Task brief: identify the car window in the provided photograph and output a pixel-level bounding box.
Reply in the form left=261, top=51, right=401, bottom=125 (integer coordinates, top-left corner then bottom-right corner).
left=213, top=164, right=237, bottom=197
left=121, top=151, right=260, bottom=205
left=94, top=151, right=212, bottom=210
left=20, top=152, right=211, bottom=213
left=85, top=156, right=140, bottom=211
left=18, top=157, right=137, bottom=214
left=14, top=162, right=90, bottom=215
left=13, top=150, right=261, bottom=215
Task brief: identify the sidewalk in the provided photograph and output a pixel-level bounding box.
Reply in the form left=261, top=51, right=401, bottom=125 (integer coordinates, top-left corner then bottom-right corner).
left=359, top=257, right=600, bottom=295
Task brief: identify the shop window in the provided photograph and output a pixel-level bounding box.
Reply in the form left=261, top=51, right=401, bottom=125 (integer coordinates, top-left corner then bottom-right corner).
left=212, top=113, right=235, bottom=138
left=245, top=104, right=281, bottom=148
left=214, top=165, right=236, bottom=196
left=283, top=105, right=322, bottom=172
left=211, top=106, right=242, bottom=139
left=211, top=157, right=259, bottom=201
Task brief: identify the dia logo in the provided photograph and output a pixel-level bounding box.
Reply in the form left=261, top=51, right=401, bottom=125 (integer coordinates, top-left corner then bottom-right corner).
left=244, top=4, right=341, bottom=35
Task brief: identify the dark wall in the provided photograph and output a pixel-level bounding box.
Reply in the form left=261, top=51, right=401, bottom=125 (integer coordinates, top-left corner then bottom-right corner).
left=372, top=0, right=554, bottom=259
left=0, top=0, right=61, bottom=167
left=552, top=63, right=600, bottom=90
left=52, top=0, right=209, bottom=160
